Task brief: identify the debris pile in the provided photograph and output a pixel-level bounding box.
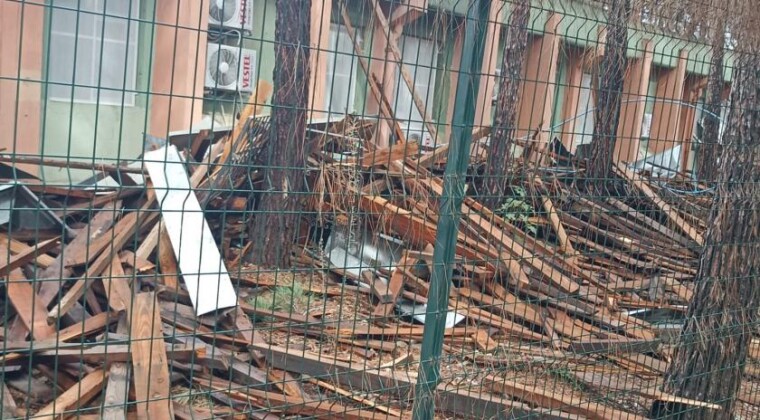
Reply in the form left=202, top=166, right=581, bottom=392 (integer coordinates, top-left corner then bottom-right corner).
left=1, top=102, right=759, bottom=418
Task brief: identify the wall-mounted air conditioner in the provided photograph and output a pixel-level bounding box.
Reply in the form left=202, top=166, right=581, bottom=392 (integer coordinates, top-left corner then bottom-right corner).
left=402, top=124, right=436, bottom=148
left=208, top=0, right=253, bottom=32
left=205, top=44, right=256, bottom=93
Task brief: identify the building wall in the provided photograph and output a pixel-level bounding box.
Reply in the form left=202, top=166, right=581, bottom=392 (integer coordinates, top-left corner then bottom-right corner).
left=1, top=0, right=733, bottom=181
left=40, top=0, right=155, bottom=183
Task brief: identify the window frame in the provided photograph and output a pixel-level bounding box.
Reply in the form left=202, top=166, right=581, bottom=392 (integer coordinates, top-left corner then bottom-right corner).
left=392, top=34, right=439, bottom=141
left=48, top=0, right=140, bottom=107
left=324, top=23, right=360, bottom=116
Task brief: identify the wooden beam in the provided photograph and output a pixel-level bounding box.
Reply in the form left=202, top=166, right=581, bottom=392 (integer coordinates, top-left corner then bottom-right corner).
left=516, top=13, right=561, bottom=160
left=156, top=224, right=179, bottom=289
left=649, top=49, right=688, bottom=155
left=37, top=203, right=120, bottom=308
left=48, top=212, right=158, bottom=322
left=130, top=292, right=173, bottom=419
left=474, top=1, right=503, bottom=128
left=0, top=235, right=56, bottom=268
left=616, top=39, right=654, bottom=163
left=6, top=268, right=55, bottom=339
left=34, top=369, right=107, bottom=420
left=102, top=316, right=130, bottom=420
left=0, top=237, right=58, bottom=277
left=257, top=343, right=580, bottom=419
left=487, top=376, right=647, bottom=420
left=614, top=163, right=704, bottom=245
left=309, top=0, right=333, bottom=115
left=559, top=49, right=585, bottom=152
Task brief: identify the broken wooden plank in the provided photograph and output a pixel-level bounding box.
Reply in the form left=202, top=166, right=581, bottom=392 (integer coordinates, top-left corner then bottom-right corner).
left=47, top=211, right=158, bottom=322
left=0, top=235, right=56, bottom=268
left=486, top=375, right=646, bottom=420
left=572, top=370, right=722, bottom=410
left=306, top=377, right=404, bottom=418
left=258, top=343, right=580, bottom=419
left=372, top=257, right=407, bottom=318
left=35, top=369, right=107, bottom=420
left=37, top=203, right=121, bottom=307
left=567, top=338, right=661, bottom=354
left=130, top=292, right=173, bottom=419
left=102, top=315, right=130, bottom=420
left=1, top=381, right=18, bottom=419
left=614, top=163, right=704, bottom=246
left=6, top=268, right=55, bottom=339
left=143, top=145, right=237, bottom=315
left=0, top=237, right=58, bottom=276
left=157, top=224, right=179, bottom=289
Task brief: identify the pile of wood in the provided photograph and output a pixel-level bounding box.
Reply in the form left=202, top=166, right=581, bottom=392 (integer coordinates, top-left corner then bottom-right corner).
left=2, top=104, right=759, bottom=418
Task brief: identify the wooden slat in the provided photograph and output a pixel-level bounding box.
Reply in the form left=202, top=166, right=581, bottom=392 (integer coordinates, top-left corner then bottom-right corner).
left=102, top=315, right=130, bottom=420
left=615, top=163, right=704, bottom=245
left=37, top=203, right=120, bottom=307
left=1, top=381, right=18, bottom=419
left=372, top=257, right=407, bottom=317
left=6, top=268, right=55, bottom=339
left=34, top=369, right=107, bottom=420
left=156, top=225, right=179, bottom=289
left=0, top=237, right=58, bottom=277
left=0, top=235, right=56, bottom=268
left=130, top=292, right=173, bottom=419
left=48, top=211, right=157, bottom=322
left=487, top=376, right=647, bottom=420
left=102, top=259, right=132, bottom=313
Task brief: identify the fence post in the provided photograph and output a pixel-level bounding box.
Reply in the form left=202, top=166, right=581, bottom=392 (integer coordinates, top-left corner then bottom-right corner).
left=412, top=1, right=492, bottom=419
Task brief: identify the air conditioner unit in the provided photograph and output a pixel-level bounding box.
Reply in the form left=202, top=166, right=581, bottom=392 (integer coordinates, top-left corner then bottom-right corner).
left=402, top=124, right=436, bottom=148
left=208, top=0, right=253, bottom=32
left=205, top=44, right=256, bottom=93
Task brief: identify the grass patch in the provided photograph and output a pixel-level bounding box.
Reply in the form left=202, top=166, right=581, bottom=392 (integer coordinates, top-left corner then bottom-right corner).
left=247, top=282, right=311, bottom=322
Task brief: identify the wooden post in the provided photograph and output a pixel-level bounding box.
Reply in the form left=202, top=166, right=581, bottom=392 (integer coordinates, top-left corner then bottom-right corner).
left=0, top=0, right=44, bottom=175
left=309, top=0, right=333, bottom=117
left=559, top=49, right=584, bottom=152
left=615, top=39, right=654, bottom=163
left=679, top=76, right=706, bottom=171
left=445, top=25, right=465, bottom=142
left=149, top=0, right=208, bottom=137
left=649, top=49, right=688, bottom=155
left=474, top=1, right=503, bottom=129
left=516, top=13, right=560, bottom=158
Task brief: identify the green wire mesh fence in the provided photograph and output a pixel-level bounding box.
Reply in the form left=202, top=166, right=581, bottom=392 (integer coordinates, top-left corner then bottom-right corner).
left=1, top=0, right=759, bottom=418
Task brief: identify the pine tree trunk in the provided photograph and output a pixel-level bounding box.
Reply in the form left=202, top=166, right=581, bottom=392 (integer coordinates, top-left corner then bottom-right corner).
left=587, top=0, right=631, bottom=184
left=481, top=0, right=529, bottom=209
left=696, top=19, right=725, bottom=182
left=247, top=0, right=310, bottom=268
left=653, top=51, right=760, bottom=420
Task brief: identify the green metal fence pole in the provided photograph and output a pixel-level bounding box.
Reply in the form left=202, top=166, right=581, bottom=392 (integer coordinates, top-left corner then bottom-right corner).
left=412, top=1, right=492, bottom=418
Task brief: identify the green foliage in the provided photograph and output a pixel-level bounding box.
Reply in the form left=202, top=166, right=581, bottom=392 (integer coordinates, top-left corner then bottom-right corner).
left=247, top=282, right=311, bottom=323
left=496, top=186, right=538, bottom=236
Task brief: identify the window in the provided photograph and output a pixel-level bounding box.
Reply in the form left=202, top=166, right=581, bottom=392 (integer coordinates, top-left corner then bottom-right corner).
left=49, top=0, right=140, bottom=106
left=393, top=35, right=437, bottom=144
left=324, top=23, right=359, bottom=115
left=573, top=73, right=595, bottom=148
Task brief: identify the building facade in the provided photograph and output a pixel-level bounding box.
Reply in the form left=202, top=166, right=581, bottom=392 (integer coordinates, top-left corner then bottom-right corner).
left=0, top=0, right=731, bottom=182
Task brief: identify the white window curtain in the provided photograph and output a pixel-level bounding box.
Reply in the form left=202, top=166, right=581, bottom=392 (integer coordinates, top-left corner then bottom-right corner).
left=324, top=23, right=359, bottom=115
left=49, top=0, right=140, bottom=106
left=393, top=35, right=437, bottom=142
